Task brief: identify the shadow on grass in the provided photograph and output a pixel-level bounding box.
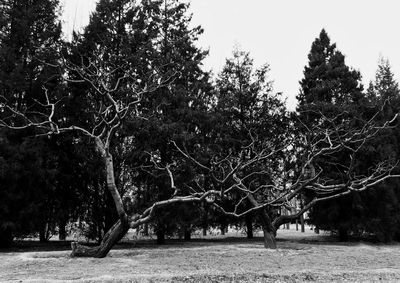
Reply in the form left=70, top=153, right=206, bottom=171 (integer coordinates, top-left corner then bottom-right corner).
left=0, top=240, right=73, bottom=253
left=1, top=232, right=390, bottom=254
left=0, top=236, right=290, bottom=253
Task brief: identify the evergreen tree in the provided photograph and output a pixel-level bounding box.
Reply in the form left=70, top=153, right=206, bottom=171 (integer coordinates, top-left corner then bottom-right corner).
left=299, top=31, right=400, bottom=241
left=297, top=29, right=363, bottom=107
left=367, top=57, right=400, bottom=102
left=359, top=58, right=400, bottom=242
left=213, top=47, right=288, bottom=244
left=0, top=0, right=64, bottom=246
left=67, top=0, right=138, bottom=239
left=297, top=29, right=366, bottom=240
left=0, top=0, right=61, bottom=107
left=66, top=0, right=213, bottom=243
left=129, top=0, right=213, bottom=242
left=215, top=47, right=286, bottom=147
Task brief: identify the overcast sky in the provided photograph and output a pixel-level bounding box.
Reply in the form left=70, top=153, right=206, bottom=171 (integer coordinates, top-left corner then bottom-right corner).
left=61, top=0, right=400, bottom=110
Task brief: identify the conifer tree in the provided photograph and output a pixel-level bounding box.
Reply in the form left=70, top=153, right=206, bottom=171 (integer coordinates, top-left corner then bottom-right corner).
left=297, top=29, right=366, bottom=240
left=0, top=0, right=63, bottom=245
left=65, top=0, right=213, bottom=244
left=130, top=0, right=213, bottom=242
left=297, top=29, right=363, bottom=107
left=367, top=57, right=400, bottom=102
left=214, top=47, right=288, bottom=246
left=299, top=32, right=400, bottom=241
left=360, top=58, right=400, bottom=242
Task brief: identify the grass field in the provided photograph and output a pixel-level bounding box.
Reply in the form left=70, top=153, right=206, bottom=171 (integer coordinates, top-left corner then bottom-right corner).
left=2, top=226, right=400, bottom=282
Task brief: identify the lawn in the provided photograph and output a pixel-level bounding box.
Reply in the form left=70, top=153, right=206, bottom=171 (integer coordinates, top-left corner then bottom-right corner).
left=2, top=226, right=400, bottom=282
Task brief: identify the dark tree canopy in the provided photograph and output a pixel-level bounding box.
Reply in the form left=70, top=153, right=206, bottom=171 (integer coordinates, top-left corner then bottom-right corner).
left=1, top=3, right=400, bottom=256
left=299, top=31, right=400, bottom=241
left=297, top=29, right=363, bottom=107
left=0, top=0, right=65, bottom=245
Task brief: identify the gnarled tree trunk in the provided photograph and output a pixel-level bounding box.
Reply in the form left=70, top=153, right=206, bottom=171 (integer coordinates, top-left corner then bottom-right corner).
left=71, top=216, right=129, bottom=258
left=259, top=210, right=277, bottom=249
left=246, top=194, right=277, bottom=249
left=71, top=140, right=129, bottom=258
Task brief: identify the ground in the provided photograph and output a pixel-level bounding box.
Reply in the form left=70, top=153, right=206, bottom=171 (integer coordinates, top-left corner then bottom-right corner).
left=2, top=226, right=400, bottom=282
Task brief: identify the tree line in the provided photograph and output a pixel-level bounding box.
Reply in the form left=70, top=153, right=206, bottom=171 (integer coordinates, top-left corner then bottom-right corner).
left=1, top=0, right=400, bottom=257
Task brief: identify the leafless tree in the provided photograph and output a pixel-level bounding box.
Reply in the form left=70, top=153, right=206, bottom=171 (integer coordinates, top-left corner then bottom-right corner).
left=0, top=55, right=175, bottom=257
left=1, top=54, right=399, bottom=257
left=171, top=108, right=400, bottom=248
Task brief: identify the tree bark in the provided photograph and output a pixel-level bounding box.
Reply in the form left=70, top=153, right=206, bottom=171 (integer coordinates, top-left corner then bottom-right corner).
left=245, top=213, right=253, bottom=239
left=104, top=189, right=119, bottom=233
left=285, top=209, right=290, bottom=229
left=59, top=221, right=67, bottom=241
left=259, top=210, right=277, bottom=249
left=39, top=223, right=48, bottom=242
left=143, top=223, right=149, bottom=236
left=58, top=213, right=68, bottom=241
left=262, top=229, right=277, bottom=249
left=300, top=213, right=305, bottom=233
left=71, top=216, right=129, bottom=258
left=246, top=194, right=277, bottom=249
left=202, top=203, right=208, bottom=237
left=71, top=140, right=129, bottom=258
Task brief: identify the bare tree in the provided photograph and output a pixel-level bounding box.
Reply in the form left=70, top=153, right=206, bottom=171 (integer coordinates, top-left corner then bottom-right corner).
left=0, top=53, right=234, bottom=257
left=0, top=55, right=176, bottom=257
left=1, top=53, right=399, bottom=256
left=172, top=108, right=400, bottom=248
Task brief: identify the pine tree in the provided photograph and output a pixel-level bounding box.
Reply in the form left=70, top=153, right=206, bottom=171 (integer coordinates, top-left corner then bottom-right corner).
left=368, top=57, right=400, bottom=102
left=299, top=32, right=400, bottom=242
left=67, top=0, right=138, bottom=239
left=0, top=0, right=62, bottom=107
left=213, top=47, right=288, bottom=246
left=359, top=58, right=400, bottom=242
left=0, top=0, right=64, bottom=246
left=297, top=29, right=363, bottom=108
left=297, top=29, right=367, bottom=240
left=129, top=0, right=213, bottom=242
left=215, top=47, right=286, bottom=145
left=216, top=48, right=271, bottom=135
left=67, top=0, right=213, bottom=243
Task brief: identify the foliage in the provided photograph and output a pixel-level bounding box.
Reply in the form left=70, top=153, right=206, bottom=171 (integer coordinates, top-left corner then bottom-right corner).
left=300, top=31, right=400, bottom=241
left=123, top=0, right=213, bottom=240
left=211, top=47, right=288, bottom=233
left=297, top=29, right=363, bottom=107
left=1, top=1, right=400, bottom=254
left=0, top=0, right=64, bottom=245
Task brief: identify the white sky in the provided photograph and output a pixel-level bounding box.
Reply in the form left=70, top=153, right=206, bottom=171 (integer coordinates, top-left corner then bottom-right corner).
left=61, top=0, right=400, bottom=110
